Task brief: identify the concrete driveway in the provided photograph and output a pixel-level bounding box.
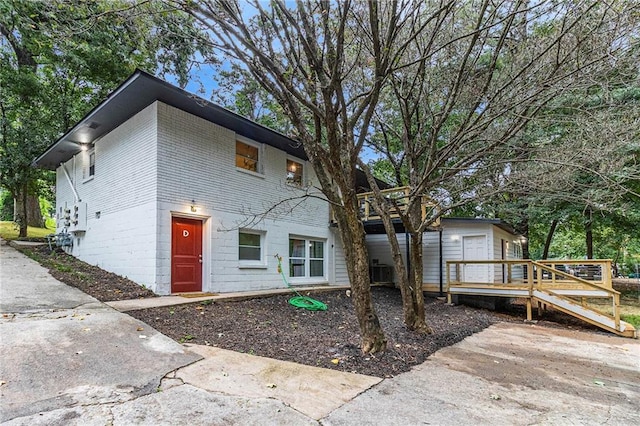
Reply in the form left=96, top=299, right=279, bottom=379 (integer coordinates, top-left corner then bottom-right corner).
left=324, top=322, right=640, bottom=425
left=2, top=240, right=639, bottom=425
left=0, top=241, right=204, bottom=422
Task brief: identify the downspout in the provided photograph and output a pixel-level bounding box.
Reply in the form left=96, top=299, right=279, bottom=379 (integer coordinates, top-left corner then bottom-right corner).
left=61, top=162, right=81, bottom=203
left=439, top=228, right=443, bottom=296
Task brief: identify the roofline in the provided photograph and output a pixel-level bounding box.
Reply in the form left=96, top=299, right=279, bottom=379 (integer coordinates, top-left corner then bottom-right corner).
left=133, top=70, right=301, bottom=155
left=442, top=217, right=520, bottom=235
left=34, top=69, right=307, bottom=168
left=34, top=70, right=145, bottom=166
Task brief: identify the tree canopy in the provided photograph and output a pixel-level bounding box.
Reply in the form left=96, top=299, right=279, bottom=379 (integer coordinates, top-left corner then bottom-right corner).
left=0, top=0, right=208, bottom=235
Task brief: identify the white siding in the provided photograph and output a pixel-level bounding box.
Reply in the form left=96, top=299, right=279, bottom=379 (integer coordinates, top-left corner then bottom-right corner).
left=332, top=228, right=350, bottom=284
left=156, top=103, right=328, bottom=228
left=54, top=104, right=159, bottom=289
left=366, top=232, right=441, bottom=286
left=365, top=221, right=520, bottom=290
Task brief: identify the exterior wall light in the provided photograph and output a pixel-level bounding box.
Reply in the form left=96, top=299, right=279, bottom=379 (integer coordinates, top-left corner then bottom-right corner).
left=190, top=200, right=197, bottom=213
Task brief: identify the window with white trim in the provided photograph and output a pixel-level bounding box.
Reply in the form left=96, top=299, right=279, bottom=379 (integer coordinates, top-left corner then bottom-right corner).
left=236, top=140, right=261, bottom=173
left=239, top=231, right=263, bottom=262
left=289, top=237, right=325, bottom=278
left=89, top=150, right=95, bottom=177
left=83, top=148, right=95, bottom=181
left=512, top=241, right=523, bottom=259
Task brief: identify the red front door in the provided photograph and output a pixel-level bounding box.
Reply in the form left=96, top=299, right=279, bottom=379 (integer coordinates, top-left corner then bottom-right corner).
left=171, top=217, right=203, bottom=293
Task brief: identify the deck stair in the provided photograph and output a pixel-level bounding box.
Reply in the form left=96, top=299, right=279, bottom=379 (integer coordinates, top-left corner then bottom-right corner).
left=447, top=259, right=637, bottom=338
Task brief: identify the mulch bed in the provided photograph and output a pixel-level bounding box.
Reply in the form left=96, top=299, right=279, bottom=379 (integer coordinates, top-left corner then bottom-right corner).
left=16, top=244, right=156, bottom=301
left=129, top=289, right=510, bottom=377
left=15, top=243, right=615, bottom=377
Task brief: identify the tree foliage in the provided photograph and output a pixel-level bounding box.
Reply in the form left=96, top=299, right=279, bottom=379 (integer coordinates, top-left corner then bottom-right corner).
left=0, top=0, right=208, bottom=236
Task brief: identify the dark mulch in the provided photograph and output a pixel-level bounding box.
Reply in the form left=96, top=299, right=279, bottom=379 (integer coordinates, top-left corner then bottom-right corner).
left=16, top=244, right=156, bottom=301
left=128, top=288, right=512, bottom=377
left=15, top=242, right=612, bottom=377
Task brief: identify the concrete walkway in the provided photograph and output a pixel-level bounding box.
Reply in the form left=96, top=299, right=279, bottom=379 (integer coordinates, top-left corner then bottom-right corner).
left=105, top=285, right=351, bottom=312
left=0, top=241, right=377, bottom=424
left=2, top=240, right=639, bottom=425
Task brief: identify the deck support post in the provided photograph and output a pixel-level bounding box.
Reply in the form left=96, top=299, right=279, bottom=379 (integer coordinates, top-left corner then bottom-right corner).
left=526, top=298, right=532, bottom=321
left=614, top=293, right=620, bottom=331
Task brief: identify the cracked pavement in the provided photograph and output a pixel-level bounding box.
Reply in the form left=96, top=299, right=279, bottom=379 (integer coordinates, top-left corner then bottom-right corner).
left=2, top=240, right=639, bottom=425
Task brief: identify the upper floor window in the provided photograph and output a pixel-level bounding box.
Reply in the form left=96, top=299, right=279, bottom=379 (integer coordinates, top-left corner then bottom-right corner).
left=236, top=140, right=260, bottom=173
left=89, top=150, right=95, bottom=177
left=83, top=148, right=95, bottom=181
left=286, top=159, right=303, bottom=186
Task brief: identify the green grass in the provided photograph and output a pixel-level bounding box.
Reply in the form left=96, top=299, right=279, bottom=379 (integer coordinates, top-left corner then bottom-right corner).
left=0, top=221, right=56, bottom=240
left=621, top=314, right=640, bottom=329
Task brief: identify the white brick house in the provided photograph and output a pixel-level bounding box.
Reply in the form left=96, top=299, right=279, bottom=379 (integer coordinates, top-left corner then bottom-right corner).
left=36, top=70, right=350, bottom=295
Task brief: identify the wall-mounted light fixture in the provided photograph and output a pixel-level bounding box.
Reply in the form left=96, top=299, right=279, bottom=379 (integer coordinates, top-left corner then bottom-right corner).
left=190, top=200, right=197, bottom=213
left=451, top=235, right=460, bottom=242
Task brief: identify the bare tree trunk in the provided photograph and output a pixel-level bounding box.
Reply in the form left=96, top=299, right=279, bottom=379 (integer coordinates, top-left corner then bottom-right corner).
left=541, top=219, right=558, bottom=259
left=333, top=198, right=387, bottom=354
left=585, top=208, right=594, bottom=259
left=13, top=188, right=44, bottom=237
left=359, top=163, right=431, bottom=333
left=370, top=197, right=417, bottom=330
left=27, top=194, right=44, bottom=227
left=408, top=229, right=432, bottom=333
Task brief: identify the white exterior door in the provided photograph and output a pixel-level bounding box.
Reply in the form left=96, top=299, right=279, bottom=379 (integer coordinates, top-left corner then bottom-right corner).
left=463, top=235, right=489, bottom=283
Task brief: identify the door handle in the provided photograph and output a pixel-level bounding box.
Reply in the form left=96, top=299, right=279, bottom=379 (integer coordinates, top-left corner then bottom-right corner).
left=198, top=254, right=203, bottom=264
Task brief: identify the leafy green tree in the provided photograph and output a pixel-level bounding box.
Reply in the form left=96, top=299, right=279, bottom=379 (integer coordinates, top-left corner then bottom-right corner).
left=0, top=0, right=208, bottom=236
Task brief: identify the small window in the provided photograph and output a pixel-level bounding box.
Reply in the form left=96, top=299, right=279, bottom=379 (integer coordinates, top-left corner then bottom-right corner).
left=236, top=140, right=260, bottom=173
left=286, top=159, right=303, bottom=185
left=289, top=237, right=325, bottom=278
left=239, top=231, right=262, bottom=261
left=89, top=151, right=95, bottom=177
left=83, top=149, right=95, bottom=181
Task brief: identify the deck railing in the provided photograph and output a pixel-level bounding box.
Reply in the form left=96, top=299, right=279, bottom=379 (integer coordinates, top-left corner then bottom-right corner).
left=446, top=259, right=625, bottom=335
left=355, top=186, right=440, bottom=225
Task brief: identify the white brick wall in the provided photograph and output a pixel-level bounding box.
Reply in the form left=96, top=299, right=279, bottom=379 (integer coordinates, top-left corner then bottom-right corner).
left=154, top=102, right=340, bottom=294
left=53, top=101, right=347, bottom=294
left=54, top=104, right=159, bottom=290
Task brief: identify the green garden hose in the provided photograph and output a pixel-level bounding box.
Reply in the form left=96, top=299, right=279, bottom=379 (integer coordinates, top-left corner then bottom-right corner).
left=275, top=255, right=327, bottom=311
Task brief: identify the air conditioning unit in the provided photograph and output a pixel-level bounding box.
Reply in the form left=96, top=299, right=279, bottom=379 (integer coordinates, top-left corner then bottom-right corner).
left=370, top=265, right=393, bottom=283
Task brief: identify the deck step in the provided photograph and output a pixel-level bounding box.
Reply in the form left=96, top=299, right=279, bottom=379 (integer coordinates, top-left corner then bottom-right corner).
left=533, top=290, right=636, bottom=338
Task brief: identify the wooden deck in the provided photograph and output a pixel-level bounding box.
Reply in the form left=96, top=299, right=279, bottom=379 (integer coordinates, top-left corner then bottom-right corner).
left=446, top=259, right=636, bottom=338
left=356, top=186, right=440, bottom=225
